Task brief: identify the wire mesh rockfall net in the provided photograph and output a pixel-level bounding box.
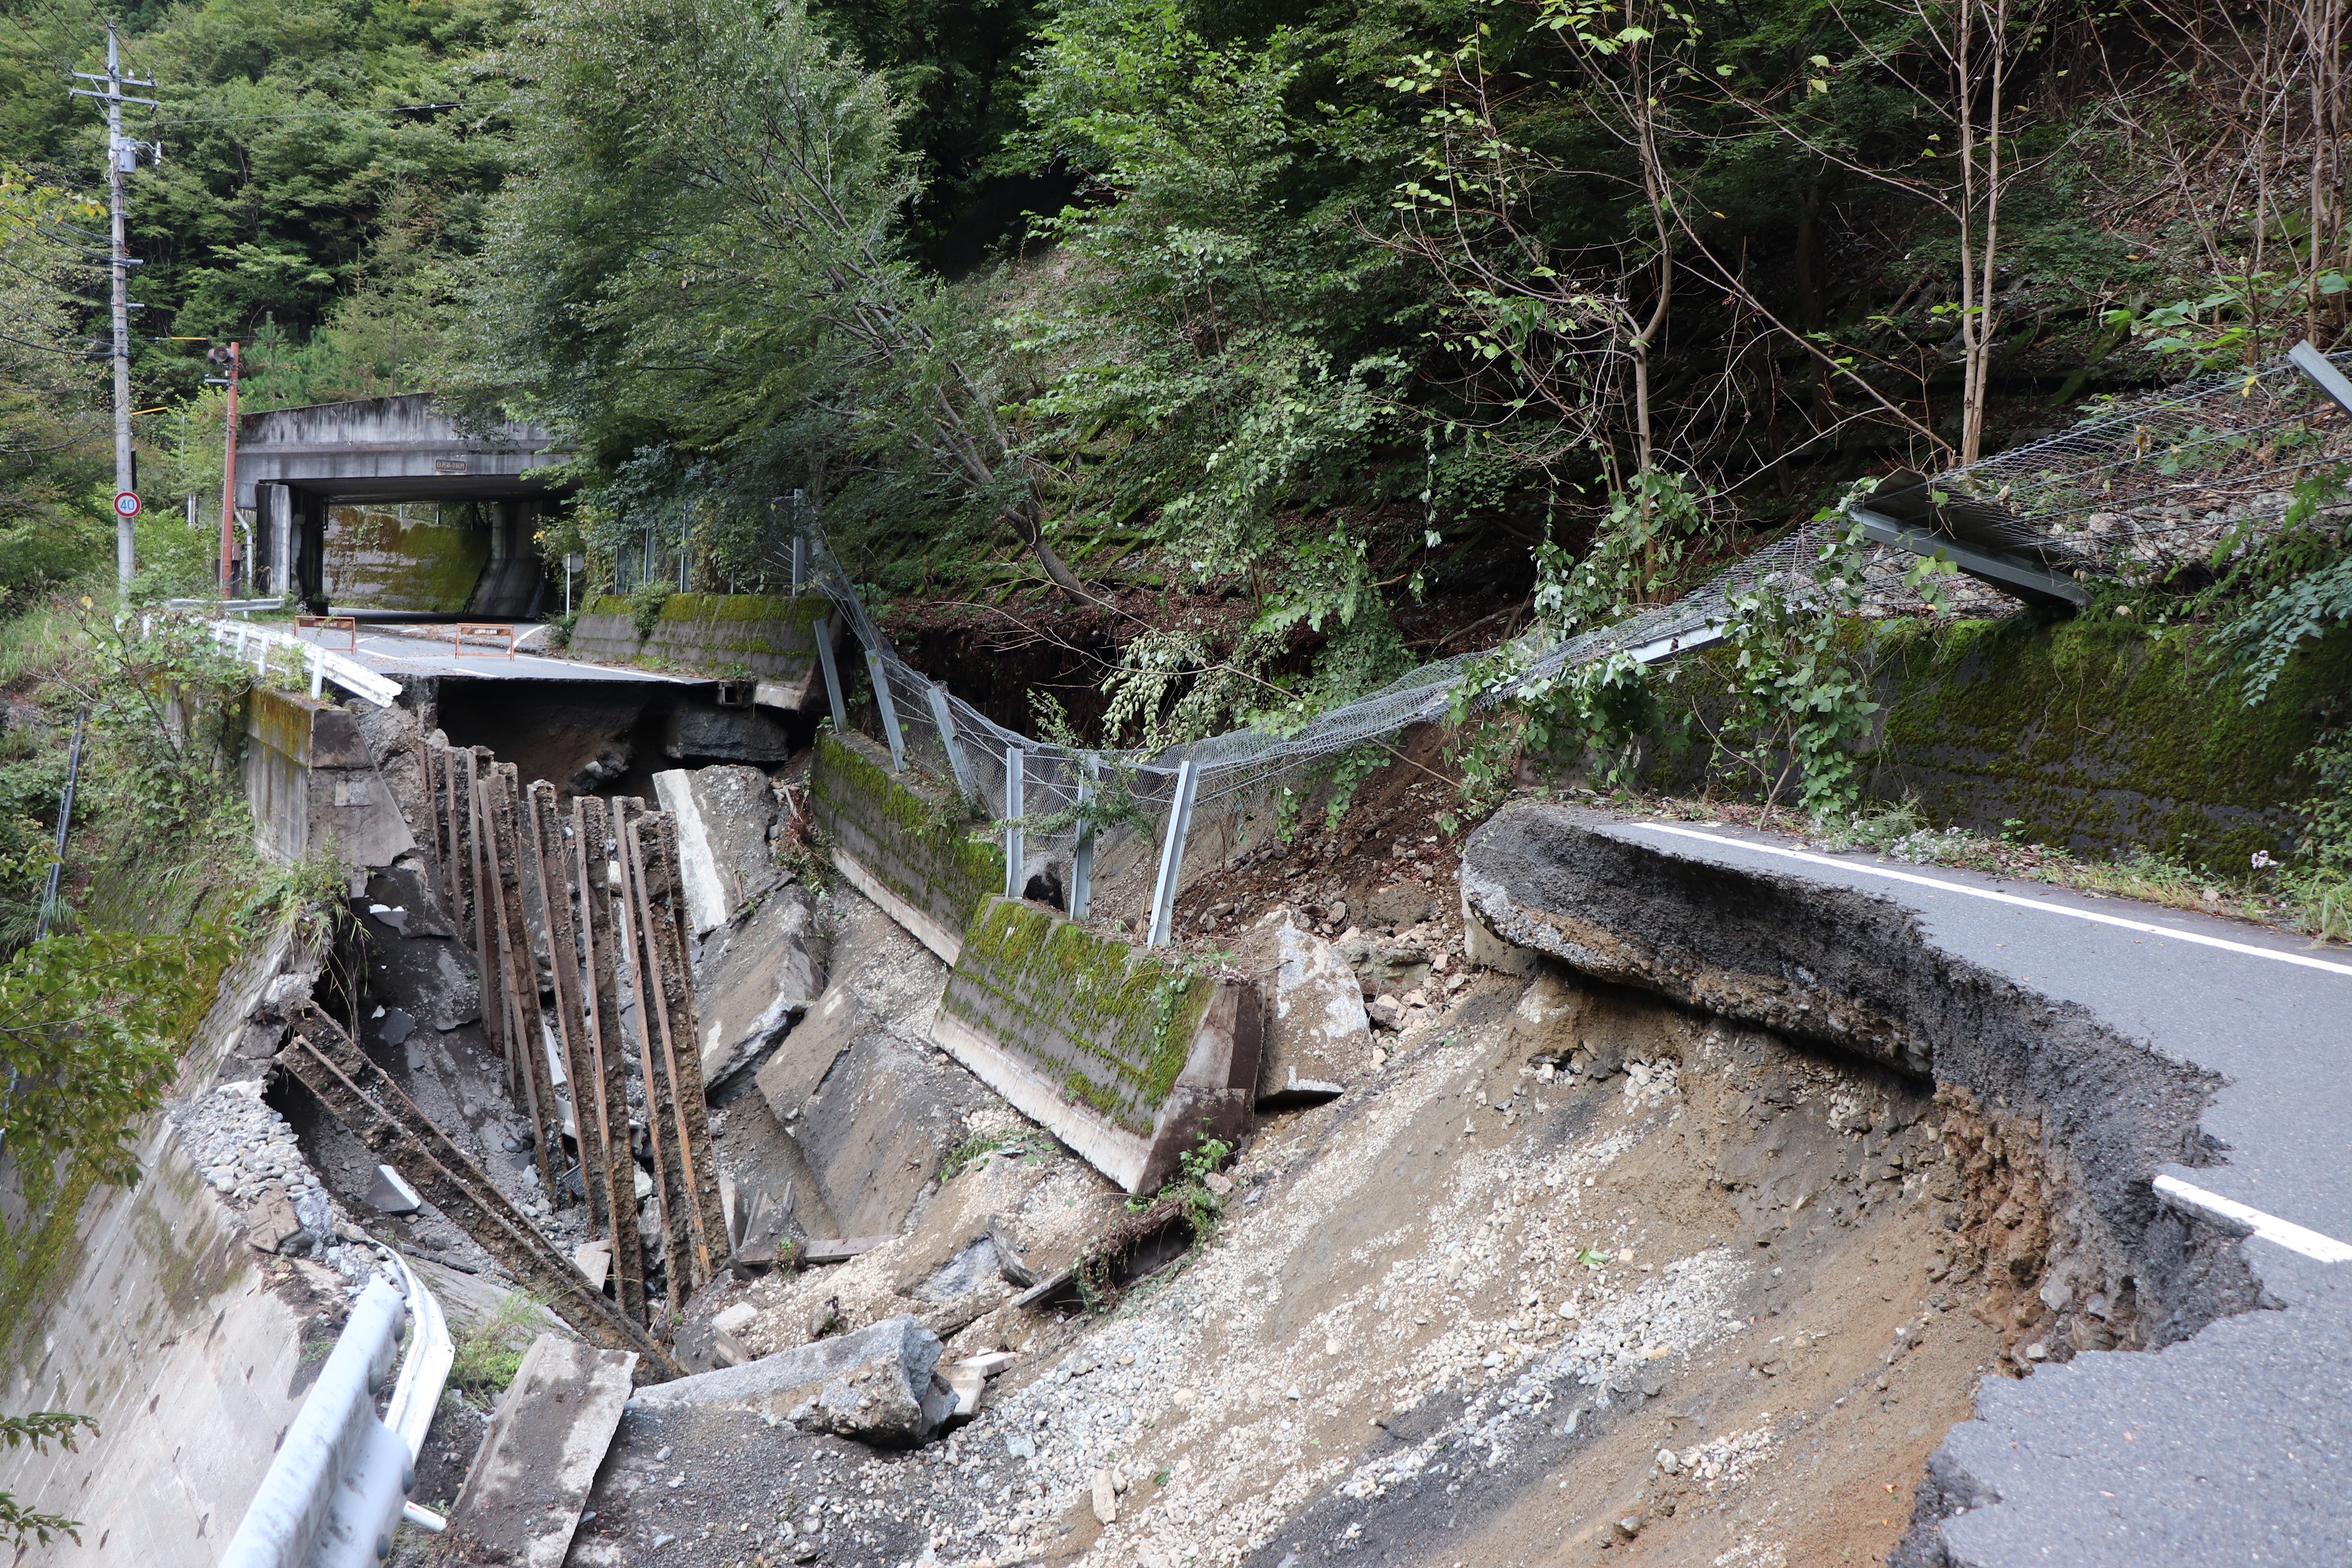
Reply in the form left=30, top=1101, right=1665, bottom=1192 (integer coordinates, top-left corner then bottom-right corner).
left=798, top=520, right=1832, bottom=918
left=797, top=342, right=2350, bottom=915
left=1899, top=345, right=2352, bottom=583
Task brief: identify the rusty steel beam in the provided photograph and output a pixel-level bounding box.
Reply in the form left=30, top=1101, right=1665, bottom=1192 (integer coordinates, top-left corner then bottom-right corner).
left=627, top=811, right=726, bottom=1291
left=572, top=795, right=648, bottom=1323
left=277, top=1001, right=677, bottom=1377
left=531, top=780, right=610, bottom=1244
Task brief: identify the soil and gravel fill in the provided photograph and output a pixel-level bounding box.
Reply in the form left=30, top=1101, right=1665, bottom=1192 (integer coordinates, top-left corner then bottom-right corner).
left=615, top=907, right=2019, bottom=1568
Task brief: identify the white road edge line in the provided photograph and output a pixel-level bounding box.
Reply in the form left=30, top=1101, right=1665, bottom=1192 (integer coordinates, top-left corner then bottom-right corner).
left=1624, top=822, right=2352, bottom=979
left=2153, top=1175, right=2352, bottom=1264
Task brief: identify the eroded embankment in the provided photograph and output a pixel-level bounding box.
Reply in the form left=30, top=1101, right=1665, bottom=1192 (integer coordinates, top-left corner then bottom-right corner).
left=1457, top=802, right=2270, bottom=1563
left=601, top=865, right=2042, bottom=1568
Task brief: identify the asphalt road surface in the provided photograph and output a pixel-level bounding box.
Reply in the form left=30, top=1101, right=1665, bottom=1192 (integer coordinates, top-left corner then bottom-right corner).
left=1592, top=816, right=2352, bottom=1568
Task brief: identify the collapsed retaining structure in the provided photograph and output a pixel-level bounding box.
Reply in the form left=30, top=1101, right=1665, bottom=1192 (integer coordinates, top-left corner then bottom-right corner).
left=808, top=730, right=1259, bottom=1192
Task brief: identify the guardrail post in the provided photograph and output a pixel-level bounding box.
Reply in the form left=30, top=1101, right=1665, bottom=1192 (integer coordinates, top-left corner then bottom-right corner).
left=1069, top=754, right=1097, bottom=921
left=866, top=649, right=906, bottom=771
left=1004, top=744, right=1025, bottom=901
left=925, top=682, right=976, bottom=797
left=1145, top=760, right=1199, bottom=947
left=813, top=617, right=848, bottom=731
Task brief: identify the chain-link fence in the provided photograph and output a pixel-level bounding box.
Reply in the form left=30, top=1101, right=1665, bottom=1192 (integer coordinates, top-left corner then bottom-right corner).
left=1891, top=344, right=2352, bottom=583
left=794, top=343, right=2352, bottom=935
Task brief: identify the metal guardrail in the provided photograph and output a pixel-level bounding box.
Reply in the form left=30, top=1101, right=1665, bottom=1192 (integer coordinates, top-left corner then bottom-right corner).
left=168, top=597, right=286, bottom=617
left=209, top=619, right=403, bottom=707
left=217, top=1253, right=452, bottom=1568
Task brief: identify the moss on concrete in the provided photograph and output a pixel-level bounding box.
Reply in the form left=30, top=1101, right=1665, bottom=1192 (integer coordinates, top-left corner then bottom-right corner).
left=1661, top=617, right=2352, bottom=868
left=944, top=898, right=1214, bottom=1133
left=569, top=592, right=826, bottom=675
left=810, top=731, right=1004, bottom=936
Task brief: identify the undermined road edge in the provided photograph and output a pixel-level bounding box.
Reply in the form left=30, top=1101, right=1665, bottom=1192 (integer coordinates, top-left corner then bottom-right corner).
left=1458, top=801, right=2270, bottom=1565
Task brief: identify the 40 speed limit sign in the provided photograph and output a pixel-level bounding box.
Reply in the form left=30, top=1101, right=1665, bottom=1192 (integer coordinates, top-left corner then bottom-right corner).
left=113, top=491, right=141, bottom=519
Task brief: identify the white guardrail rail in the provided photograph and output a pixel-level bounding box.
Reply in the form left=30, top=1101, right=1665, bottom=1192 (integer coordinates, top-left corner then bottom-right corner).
left=208, top=619, right=403, bottom=707
left=218, top=1250, right=453, bottom=1567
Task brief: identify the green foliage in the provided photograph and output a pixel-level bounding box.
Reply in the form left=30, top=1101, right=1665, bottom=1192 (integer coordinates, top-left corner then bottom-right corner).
left=628, top=579, right=674, bottom=644
left=0, top=924, right=238, bottom=1205
left=0, top=1410, right=93, bottom=1549
left=446, top=1291, right=546, bottom=1398
left=1708, top=521, right=1877, bottom=815
left=2221, top=467, right=2352, bottom=705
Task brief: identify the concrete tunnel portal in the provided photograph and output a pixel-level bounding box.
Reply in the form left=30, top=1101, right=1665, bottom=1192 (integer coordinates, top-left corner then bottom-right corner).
left=231, top=391, right=573, bottom=617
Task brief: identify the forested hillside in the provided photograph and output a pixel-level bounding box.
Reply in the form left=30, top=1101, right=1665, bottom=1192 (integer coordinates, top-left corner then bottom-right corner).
left=2, top=0, right=2347, bottom=692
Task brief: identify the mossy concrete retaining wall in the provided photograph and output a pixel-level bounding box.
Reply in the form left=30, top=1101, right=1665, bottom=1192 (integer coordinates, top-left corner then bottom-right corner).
left=808, top=730, right=1003, bottom=964
left=811, top=730, right=1259, bottom=1191
left=937, top=898, right=1258, bottom=1191
left=1660, top=619, right=2351, bottom=867
left=572, top=593, right=830, bottom=708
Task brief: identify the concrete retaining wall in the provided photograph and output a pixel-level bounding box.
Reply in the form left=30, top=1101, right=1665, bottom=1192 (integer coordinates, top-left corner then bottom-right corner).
left=938, top=898, right=1258, bottom=1192
left=808, top=731, right=1003, bottom=964
left=0, top=931, right=322, bottom=1568
left=810, top=731, right=1259, bottom=1192
left=243, top=687, right=417, bottom=876
left=1655, top=619, right=2352, bottom=866
left=570, top=593, right=829, bottom=709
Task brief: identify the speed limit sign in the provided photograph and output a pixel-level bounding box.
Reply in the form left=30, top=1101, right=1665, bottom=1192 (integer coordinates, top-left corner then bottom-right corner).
left=113, top=491, right=140, bottom=519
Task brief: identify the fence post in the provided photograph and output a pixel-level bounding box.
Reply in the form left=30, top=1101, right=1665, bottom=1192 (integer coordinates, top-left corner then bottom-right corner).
left=1004, top=745, right=1025, bottom=901
left=926, top=682, right=976, bottom=797
left=1069, top=754, right=1097, bottom=921
left=1145, top=760, right=1200, bottom=948
left=813, top=616, right=848, bottom=732
left=866, top=649, right=906, bottom=771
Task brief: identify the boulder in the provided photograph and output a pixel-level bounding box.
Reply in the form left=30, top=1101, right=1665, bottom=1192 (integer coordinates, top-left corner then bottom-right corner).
left=1254, top=920, right=1368, bottom=1106
left=698, top=884, right=826, bottom=1089
left=631, top=1313, right=958, bottom=1446
left=653, top=764, right=785, bottom=935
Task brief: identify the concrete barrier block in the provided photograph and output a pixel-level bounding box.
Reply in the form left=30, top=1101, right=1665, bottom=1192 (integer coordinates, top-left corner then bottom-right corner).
left=934, top=897, right=1259, bottom=1192
left=808, top=731, right=1002, bottom=964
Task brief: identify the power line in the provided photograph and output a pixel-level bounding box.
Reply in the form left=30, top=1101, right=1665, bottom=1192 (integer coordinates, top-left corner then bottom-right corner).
left=147, top=100, right=481, bottom=129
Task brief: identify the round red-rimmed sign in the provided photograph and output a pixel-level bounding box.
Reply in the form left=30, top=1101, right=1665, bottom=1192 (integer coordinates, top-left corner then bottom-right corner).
left=113, top=491, right=141, bottom=519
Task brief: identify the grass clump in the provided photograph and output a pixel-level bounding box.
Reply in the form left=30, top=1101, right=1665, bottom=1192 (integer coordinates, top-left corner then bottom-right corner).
left=446, top=1291, right=547, bottom=1399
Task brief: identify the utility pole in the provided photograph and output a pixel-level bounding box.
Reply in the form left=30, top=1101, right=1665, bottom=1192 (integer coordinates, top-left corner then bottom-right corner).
left=209, top=343, right=242, bottom=595
left=70, top=27, right=158, bottom=594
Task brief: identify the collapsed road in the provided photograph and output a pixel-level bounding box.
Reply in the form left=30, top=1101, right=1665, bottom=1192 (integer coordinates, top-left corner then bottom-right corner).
left=31, top=653, right=2347, bottom=1568
left=1459, top=807, right=2352, bottom=1567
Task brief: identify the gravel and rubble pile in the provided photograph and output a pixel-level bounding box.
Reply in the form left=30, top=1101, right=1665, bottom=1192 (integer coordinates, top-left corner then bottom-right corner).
left=170, top=1078, right=374, bottom=1287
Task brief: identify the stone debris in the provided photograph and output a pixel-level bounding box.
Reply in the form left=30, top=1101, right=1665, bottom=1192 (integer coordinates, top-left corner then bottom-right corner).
left=1091, top=1468, right=1119, bottom=1525
left=169, top=1080, right=371, bottom=1283
left=633, top=1313, right=960, bottom=1446
left=713, top=1301, right=760, bottom=1336
left=575, top=1240, right=613, bottom=1290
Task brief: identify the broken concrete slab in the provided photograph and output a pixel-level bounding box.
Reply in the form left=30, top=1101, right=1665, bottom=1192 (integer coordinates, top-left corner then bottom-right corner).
left=712, top=1301, right=759, bottom=1336
left=1249, top=917, right=1367, bottom=1107
left=791, top=1027, right=992, bottom=1237
left=754, top=980, right=866, bottom=1123
left=653, top=764, right=784, bottom=936
left=698, top=883, right=826, bottom=1090
left=365, top=1163, right=422, bottom=1214
left=442, top=1334, right=638, bottom=1567
left=631, top=1313, right=955, bottom=1446
left=934, top=896, right=1261, bottom=1193
left=800, top=1236, right=891, bottom=1265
